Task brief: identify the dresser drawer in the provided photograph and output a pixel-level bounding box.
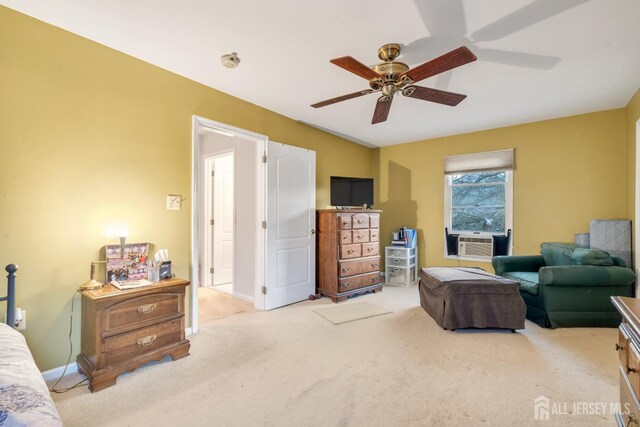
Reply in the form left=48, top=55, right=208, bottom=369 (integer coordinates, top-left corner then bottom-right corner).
left=340, top=244, right=362, bottom=259
left=352, top=214, right=369, bottom=229
left=369, top=213, right=380, bottom=228
left=628, top=341, right=640, bottom=398
left=339, top=215, right=352, bottom=229
left=103, top=318, right=182, bottom=367
left=339, top=257, right=380, bottom=277
left=620, top=324, right=632, bottom=368
left=369, top=229, right=379, bottom=242
left=340, top=230, right=352, bottom=244
left=339, top=272, right=381, bottom=292
left=352, top=229, right=370, bottom=243
left=362, top=242, right=379, bottom=256
left=619, top=368, right=640, bottom=427
left=104, top=293, right=180, bottom=335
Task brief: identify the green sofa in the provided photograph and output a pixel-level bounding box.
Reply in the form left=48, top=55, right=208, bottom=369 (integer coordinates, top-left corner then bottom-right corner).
left=492, top=243, right=636, bottom=328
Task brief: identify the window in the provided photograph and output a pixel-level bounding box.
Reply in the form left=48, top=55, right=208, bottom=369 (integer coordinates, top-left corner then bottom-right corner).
left=446, top=170, right=512, bottom=234
left=443, top=149, right=514, bottom=260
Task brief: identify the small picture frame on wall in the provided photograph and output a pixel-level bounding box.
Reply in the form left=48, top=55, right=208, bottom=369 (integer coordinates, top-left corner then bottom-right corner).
left=105, top=242, right=150, bottom=283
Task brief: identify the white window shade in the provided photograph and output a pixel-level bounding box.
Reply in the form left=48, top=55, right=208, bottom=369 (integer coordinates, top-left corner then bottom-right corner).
left=444, top=149, right=514, bottom=175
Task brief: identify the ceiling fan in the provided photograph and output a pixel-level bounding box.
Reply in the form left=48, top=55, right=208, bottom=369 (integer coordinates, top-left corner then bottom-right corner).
left=311, top=43, right=477, bottom=124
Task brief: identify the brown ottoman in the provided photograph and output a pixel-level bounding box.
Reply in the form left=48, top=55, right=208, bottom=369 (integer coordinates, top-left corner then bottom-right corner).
left=419, top=267, right=526, bottom=331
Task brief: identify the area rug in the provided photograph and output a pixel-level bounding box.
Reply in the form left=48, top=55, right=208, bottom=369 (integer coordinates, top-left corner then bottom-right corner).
left=313, top=301, right=392, bottom=325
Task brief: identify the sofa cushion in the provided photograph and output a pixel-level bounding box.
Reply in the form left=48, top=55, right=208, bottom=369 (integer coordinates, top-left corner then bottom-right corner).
left=503, top=271, right=539, bottom=296
left=541, top=243, right=579, bottom=266
left=570, top=248, right=614, bottom=266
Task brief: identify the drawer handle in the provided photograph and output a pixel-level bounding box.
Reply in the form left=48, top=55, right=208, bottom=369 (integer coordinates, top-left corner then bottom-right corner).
left=616, top=343, right=624, bottom=351
left=138, top=303, right=158, bottom=314
left=343, top=235, right=348, bottom=240
left=343, top=283, right=350, bottom=287
left=393, top=259, right=400, bottom=263
left=371, top=264, right=378, bottom=268
left=357, top=219, right=364, bottom=224
left=347, top=249, right=355, bottom=254
left=137, top=335, right=157, bottom=347
left=392, top=268, right=400, bottom=272
left=357, top=235, right=363, bottom=239
left=392, top=250, right=398, bottom=255
left=371, top=277, right=376, bottom=282
left=627, top=366, right=638, bottom=374
left=367, top=247, right=374, bottom=252
left=342, top=267, right=350, bottom=273
left=628, top=413, right=639, bottom=427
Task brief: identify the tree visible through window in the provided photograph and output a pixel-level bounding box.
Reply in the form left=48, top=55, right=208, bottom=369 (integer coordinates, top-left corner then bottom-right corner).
left=449, top=171, right=506, bottom=233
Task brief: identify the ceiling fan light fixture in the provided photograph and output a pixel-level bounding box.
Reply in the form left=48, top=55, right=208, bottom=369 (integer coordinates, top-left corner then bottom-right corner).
left=221, top=52, right=241, bottom=68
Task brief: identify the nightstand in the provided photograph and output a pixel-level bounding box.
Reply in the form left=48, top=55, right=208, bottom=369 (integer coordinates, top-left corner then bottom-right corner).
left=76, top=278, right=190, bottom=392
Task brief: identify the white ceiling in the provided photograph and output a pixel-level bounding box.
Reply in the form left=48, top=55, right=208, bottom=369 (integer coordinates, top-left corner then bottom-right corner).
left=3, top=0, right=639, bottom=147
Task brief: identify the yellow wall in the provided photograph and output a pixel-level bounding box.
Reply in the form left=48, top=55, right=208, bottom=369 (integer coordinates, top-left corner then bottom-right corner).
left=0, top=7, right=372, bottom=370
left=373, top=110, right=628, bottom=271
left=626, top=89, right=640, bottom=222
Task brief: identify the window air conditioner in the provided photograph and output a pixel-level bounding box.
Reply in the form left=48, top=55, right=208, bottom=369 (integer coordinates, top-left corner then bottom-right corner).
left=458, top=235, right=493, bottom=258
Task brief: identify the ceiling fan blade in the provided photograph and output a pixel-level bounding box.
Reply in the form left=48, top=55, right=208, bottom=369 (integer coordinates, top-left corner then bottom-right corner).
left=330, top=56, right=381, bottom=81
left=402, top=85, right=466, bottom=106
left=414, top=0, right=467, bottom=37
left=372, top=96, right=393, bottom=124
left=471, top=0, right=589, bottom=42
left=311, top=90, right=373, bottom=108
left=401, top=46, right=477, bottom=84
left=477, top=48, right=560, bottom=70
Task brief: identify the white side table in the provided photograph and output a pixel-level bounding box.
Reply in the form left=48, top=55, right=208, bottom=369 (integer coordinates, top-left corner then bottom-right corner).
left=385, top=246, right=418, bottom=286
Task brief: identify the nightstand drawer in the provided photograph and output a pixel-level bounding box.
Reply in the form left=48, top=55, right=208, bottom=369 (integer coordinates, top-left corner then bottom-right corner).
left=103, top=318, right=182, bottom=367
left=339, top=272, right=380, bottom=292
left=104, top=293, right=180, bottom=335
left=339, top=257, right=380, bottom=277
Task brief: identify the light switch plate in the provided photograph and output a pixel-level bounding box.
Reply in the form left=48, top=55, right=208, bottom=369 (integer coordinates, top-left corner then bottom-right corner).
left=167, top=194, right=182, bottom=210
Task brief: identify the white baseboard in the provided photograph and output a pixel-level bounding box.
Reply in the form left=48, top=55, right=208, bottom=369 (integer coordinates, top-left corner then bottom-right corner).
left=233, top=292, right=254, bottom=303
left=42, top=362, right=78, bottom=382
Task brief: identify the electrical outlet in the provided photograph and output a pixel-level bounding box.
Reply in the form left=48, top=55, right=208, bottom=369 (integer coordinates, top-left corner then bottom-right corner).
left=16, top=310, right=26, bottom=331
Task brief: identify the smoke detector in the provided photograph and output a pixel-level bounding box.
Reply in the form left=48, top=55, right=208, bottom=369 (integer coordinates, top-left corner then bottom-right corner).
left=221, top=52, right=240, bottom=69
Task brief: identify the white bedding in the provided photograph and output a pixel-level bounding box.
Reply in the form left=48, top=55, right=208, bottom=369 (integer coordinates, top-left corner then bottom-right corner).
left=0, top=323, right=62, bottom=426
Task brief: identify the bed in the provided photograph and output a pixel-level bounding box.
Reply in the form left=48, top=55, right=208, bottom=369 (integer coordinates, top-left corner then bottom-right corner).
left=0, top=264, right=62, bottom=426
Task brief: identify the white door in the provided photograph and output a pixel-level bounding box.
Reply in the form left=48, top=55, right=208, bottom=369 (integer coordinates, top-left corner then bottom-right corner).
left=213, top=153, right=234, bottom=286
left=265, top=142, right=316, bottom=310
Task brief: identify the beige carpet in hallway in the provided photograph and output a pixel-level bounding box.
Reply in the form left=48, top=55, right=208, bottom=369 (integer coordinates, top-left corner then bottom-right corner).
left=52, top=285, right=620, bottom=426
left=198, top=286, right=254, bottom=322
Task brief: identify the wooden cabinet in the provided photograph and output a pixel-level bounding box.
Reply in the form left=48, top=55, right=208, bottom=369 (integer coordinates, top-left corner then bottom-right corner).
left=317, top=209, right=382, bottom=302
left=611, top=296, right=640, bottom=426
left=77, top=278, right=190, bottom=392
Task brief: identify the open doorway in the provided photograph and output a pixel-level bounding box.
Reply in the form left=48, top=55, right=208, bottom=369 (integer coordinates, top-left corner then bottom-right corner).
left=204, top=152, right=235, bottom=295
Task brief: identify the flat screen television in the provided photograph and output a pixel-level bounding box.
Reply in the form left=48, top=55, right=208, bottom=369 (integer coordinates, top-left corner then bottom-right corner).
left=330, top=176, right=374, bottom=207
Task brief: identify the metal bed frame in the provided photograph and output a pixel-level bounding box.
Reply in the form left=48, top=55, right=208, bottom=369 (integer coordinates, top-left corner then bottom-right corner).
left=1, top=264, right=18, bottom=327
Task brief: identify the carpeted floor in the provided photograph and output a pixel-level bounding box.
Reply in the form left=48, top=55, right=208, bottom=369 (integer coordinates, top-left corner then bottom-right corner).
left=51, top=285, right=620, bottom=426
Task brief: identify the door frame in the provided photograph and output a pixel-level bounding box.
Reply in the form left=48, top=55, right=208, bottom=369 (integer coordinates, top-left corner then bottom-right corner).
left=191, top=116, right=268, bottom=334
left=203, top=150, right=235, bottom=290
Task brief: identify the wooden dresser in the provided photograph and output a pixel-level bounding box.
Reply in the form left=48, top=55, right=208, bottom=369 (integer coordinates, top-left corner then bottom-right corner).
left=77, top=278, right=190, bottom=392
left=612, top=296, right=640, bottom=426
left=317, top=209, right=382, bottom=302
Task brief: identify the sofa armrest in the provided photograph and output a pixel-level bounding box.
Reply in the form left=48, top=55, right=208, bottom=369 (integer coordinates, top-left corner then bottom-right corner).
left=612, top=256, right=627, bottom=268
left=492, top=255, right=545, bottom=276
left=539, top=265, right=636, bottom=287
